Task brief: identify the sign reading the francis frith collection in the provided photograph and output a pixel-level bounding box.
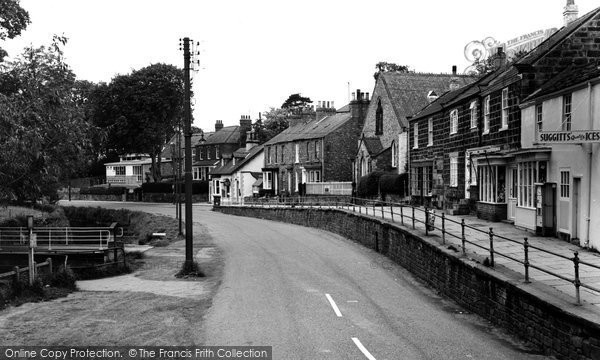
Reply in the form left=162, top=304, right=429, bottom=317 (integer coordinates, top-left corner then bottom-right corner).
left=538, top=130, right=600, bottom=144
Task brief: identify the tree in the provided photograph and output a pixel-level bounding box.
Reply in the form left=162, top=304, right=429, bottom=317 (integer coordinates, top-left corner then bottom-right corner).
left=253, top=108, right=290, bottom=144
left=0, top=35, right=96, bottom=202
left=281, top=93, right=312, bottom=110
left=91, top=64, right=185, bottom=182
left=373, top=61, right=411, bottom=80
left=0, top=0, right=30, bottom=62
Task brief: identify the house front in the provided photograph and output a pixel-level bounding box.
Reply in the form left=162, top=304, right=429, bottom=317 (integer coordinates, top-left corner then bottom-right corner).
left=104, top=154, right=151, bottom=187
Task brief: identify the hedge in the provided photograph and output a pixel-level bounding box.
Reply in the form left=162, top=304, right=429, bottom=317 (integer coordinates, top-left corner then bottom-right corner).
left=379, top=173, right=408, bottom=196
left=356, top=171, right=384, bottom=198
left=141, top=181, right=208, bottom=194
left=80, top=186, right=126, bottom=195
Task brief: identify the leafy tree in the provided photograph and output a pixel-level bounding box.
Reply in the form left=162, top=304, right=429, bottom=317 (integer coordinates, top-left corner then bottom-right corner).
left=374, top=62, right=411, bottom=80
left=91, top=64, right=185, bottom=182
left=0, top=0, right=30, bottom=62
left=253, top=108, right=290, bottom=144
left=0, top=36, right=96, bottom=202
left=281, top=93, right=312, bottom=110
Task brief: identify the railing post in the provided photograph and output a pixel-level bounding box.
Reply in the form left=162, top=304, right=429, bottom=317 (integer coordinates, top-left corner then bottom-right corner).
left=46, top=257, right=53, bottom=275
left=400, top=206, right=404, bottom=226
left=372, top=203, right=375, bottom=217
left=412, top=207, right=415, bottom=229
left=13, top=266, right=20, bottom=284
left=390, top=205, right=394, bottom=222
left=461, top=219, right=466, bottom=256
left=425, top=207, right=429, bottom=236
left=523, top=237, right=530, bottom=283
left=48, top=229, right=52, bottom=251
left=441, top=213, right=446, bottom=245
left=488, top=227, right=495, bottom=267
left=381, top=203, right=385, bottom=219
left=574, top=251, right=581, bottom=305
left=99, top=230, right=103, bottom=250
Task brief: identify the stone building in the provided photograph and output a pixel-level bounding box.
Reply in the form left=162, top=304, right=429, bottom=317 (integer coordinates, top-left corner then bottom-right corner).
left=262, top=92, right=369, bottom=196
left=408, top=4, right=600, bottom=225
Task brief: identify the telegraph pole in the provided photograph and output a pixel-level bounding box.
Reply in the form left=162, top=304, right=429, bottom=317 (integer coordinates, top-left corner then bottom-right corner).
left=182, top=37, right=193, bottom=267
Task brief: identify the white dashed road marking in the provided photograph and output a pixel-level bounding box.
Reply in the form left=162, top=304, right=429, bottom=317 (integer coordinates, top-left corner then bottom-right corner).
left=352, top=337, right=377, bottom=360
left=325, top=293, right=343, bottom=317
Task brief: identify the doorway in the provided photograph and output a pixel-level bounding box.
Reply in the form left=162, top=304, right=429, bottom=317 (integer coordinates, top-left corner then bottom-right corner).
left=573, top=177, right=581, bottom=241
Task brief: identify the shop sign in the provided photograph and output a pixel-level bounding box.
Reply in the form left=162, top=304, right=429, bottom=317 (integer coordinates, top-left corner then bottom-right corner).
left=538, top=130, right=600, bottom=144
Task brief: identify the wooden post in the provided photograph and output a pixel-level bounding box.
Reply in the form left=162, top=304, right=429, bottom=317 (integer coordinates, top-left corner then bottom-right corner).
left=47, top=257, right=53, bottom=275
left=13, top=266, right=20, bottom=284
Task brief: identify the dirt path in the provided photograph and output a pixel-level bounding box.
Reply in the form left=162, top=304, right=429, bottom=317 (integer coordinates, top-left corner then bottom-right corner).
left=0, top=214, right=221, bottom=345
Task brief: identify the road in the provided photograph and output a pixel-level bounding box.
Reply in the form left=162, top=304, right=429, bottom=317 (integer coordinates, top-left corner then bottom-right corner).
left=60, top=201, right=547, bottom=359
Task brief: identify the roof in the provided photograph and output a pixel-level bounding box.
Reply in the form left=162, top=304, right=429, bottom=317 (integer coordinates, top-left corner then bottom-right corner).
left=193, top=159, right=219, bottom=167
left=264, top=110, right=353, bottom=145
left=379, top=72, right=476, bottom=127
left=361, top=137, right=383, bottom=156
left=105, top=159, right=152, bottom=166
left=162, top=132, right=212, bottom=158
left=204, top=125, right=241, bottom=145
left=209, top=145, right=264, bottom=176
left=524, top=61, right=600, bottom=102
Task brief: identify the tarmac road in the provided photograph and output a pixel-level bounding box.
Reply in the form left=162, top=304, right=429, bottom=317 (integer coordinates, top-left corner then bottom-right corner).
left=63, top=201, right=548, bottom=359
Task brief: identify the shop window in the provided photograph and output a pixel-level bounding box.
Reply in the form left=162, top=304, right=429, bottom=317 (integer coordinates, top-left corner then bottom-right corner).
left=479, top=165, right=506, bottom=203
left=517, top=161, right=544, bottom=208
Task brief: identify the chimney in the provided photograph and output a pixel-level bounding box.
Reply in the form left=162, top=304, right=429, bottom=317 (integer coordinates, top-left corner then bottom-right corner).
left=350, top=89, right=370, bottom=133
left=492, top=47, right=507, bottom=70
left=239, top=115, right=252, bottom=147
left=215, top=120, right=224, bottom=132
left=449, top=65, right=460, bottom=91
left=564, top=0, right=579, bottom=26
left=316, top=99, right=336, bottom=121
left=245, top=128, right=259, bottom=151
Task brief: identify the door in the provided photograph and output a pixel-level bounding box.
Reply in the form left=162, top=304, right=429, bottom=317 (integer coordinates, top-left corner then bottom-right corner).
left=507, top=167, right=517, bottom=221
left=572, top=177, right=580, bottom=241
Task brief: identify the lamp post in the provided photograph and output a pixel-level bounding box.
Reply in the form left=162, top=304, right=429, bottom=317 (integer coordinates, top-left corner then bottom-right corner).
left=182, top=37, right=193, bottom=267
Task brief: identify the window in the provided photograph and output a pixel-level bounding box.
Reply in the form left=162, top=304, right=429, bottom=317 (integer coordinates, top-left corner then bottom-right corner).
left=560, top=170, right=570, bottom=199
left=536, top=104, right=543, bottom=134
left=308, top=170, right=321, bottom=182
left=263, top=172, right=273, bottom=190
left=450, top=154, right=458, bottom=187
left=215, top=146, right=220, bottom=159
left=133, top=166, right=142, bottom=181
left=470, top=101, right=477, bottom=129
left=423, top=166, right=432, bottom=195
left=207, top=147, right=211, bottom=160
left=281, top=145, right=285, bottom=162
left=115, top=166, right=125, bottom=176
left=315, top=141, right=320, bottom=160
left=391, top=141, right=397, bottom=168
left=274, top=146, right=278, bottom=164
left=375, top=99, right=383, bottom=135
left=479, top=165, right=506, bottom=203
left=517, top=161, right=543, bottom=207
left=449, top=109, right=458, bottom=135
left=484, top=95, right=490, bottom=134
left=562, top=94, right=572, bottom=131
left=213, top=179, right=220, bottom=195
left=267, top=146, right=272, bottom=164
left=501, top=88, right=509, bottom=129
left=295, top=143, right=299, bottom=163
left=427, top=118, right=433, bottom=146
left=413, top=123, right=419, bottom=149
left=287, top=172, right=292, bottom=192
left=193, top=167, right=200, bottom=180
left=198, top=147, right=203, bottom=160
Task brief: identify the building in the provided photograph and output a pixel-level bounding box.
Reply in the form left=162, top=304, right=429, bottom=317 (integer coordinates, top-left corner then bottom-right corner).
left=193, top=116, right=253, bottom=181
left=104, top=154, right=152, bottom=187
left=520, top=62, right=600, bottom=248
left=408, top=4, right=600, bottom=229
left=355, top=70, right=475, bottom=182
left=209, top=131, right=263, bottom=203
left=262, top=92, right=369, bottom=196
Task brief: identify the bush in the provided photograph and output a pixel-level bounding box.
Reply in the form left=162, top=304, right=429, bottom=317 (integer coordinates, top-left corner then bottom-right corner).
left=62, top=206, right=132, bottom=227
left=357, top=171, right=384, bottom=198
left=379, top=173, right=408, bottom=196
left=141, top=182, right=173, bottom=193
left=80, top=186, right=126, bottom=195
left=50, top=265, right=77, bottom=290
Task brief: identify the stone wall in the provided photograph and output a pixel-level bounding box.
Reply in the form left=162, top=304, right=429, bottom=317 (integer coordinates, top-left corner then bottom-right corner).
left=215, top=206, right=600, bottom=360
left=477, top=202, right=508, bottom=222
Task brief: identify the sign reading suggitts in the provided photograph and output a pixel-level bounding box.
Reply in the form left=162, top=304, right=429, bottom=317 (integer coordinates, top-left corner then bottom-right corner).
left=538, top=130, right=600, bottom=144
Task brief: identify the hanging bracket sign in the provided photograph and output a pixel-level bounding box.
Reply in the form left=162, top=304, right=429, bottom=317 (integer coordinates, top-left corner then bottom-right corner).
left=538, top=130, right=600, bottom=144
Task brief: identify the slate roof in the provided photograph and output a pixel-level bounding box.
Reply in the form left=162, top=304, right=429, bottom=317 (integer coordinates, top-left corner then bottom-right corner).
left=361, top=137, right=383, bottom=156
left=524, top=61, right=600, bottom=102
left=264, top=107, right=352, bottom=145
left=204, top=125, right=241, bottom=145
left=379, top=72, right=476, bottom=127
left=209, top=145, right=264, bottom=176
left=162, top=132, right=213, bottom=158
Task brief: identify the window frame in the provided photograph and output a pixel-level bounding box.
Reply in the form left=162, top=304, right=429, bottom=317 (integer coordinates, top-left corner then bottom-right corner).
left=501, top=87, right=509, bottom=130
left=483, top=95, right=490, bottom=134
left=470, top=101, right=477, bottom=129
left=562, top=94, right=572, bottom=131
left=449, top=154, right=458, bottom=187
left=427, top=117, right=433, bottom=146
left=413, top=123, right=419, bottom=149
left=449, top=109, right=458, bottom=135
left=560, top=169, right=570, bottom=199
left=536, top=103, right=543, bottom=134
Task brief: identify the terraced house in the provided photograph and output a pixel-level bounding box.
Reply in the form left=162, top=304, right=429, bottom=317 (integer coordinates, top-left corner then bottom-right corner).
left=408, top=4, right=600, bottom=241
left=262, top=92, right=369, bottom=196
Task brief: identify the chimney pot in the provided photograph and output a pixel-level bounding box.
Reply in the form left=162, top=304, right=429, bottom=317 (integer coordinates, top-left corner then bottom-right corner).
left=452, top=65, right=457, bottom=75
left=365, top=92, right=370, bottom=101
left=331, top=101, right=335, bottom=109
left=352, top=92, right=356, bottom=101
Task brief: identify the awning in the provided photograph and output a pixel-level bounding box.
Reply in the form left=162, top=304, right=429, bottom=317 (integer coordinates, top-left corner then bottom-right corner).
left=252, top=178, right=263, bottom=187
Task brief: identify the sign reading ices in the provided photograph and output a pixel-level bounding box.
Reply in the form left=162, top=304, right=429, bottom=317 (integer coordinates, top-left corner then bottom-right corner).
left=538, top=130, right=600, bottom=144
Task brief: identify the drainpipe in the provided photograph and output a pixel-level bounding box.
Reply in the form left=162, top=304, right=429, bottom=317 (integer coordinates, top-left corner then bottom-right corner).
left=585, top=82, right=593, bottom=248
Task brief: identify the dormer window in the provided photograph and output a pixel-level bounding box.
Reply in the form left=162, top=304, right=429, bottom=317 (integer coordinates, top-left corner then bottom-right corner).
left=375, top=99, right=383, bottom=135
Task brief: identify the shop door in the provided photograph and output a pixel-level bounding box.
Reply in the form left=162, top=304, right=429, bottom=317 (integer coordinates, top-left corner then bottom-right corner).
left=572, top=177, right=580, bottom=241
left=507, top=167, right=517, bottom=221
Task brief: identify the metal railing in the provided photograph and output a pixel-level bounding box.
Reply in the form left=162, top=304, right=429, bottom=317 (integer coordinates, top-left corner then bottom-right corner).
left=220, top=196, right=600, bottom=305
left=0, top=223, right=123, bottom=251
left=305, top=182, right=353, bottom=195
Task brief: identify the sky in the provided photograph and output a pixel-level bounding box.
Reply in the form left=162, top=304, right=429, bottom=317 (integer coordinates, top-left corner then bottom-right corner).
left=3, top=0, right=599, bottom=132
